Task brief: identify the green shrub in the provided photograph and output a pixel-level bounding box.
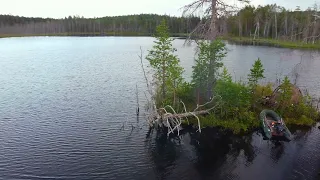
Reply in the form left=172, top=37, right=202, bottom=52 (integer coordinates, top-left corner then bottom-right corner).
left=214, top=80, right=251, bottom=118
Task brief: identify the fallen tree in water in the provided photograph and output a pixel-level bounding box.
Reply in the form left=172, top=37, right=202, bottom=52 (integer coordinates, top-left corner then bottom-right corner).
left=149, top=96, right=222, bottom=136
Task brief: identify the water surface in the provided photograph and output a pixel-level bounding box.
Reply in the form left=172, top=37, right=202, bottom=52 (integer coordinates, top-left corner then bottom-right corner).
left=0, top=37, right=319, bottom=180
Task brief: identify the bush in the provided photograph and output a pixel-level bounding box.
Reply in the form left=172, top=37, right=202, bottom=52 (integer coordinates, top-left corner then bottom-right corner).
left=254, top=83, right=273, bottom=98
left=214, top=80, right=251, bottom=118
left=285, top=115, right=315, bottom=126
left=192, top=113, right=259, bottom=134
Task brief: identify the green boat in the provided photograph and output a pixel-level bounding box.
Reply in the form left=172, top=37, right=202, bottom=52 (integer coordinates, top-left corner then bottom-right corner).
left=259, top=109, right=292, bottom=141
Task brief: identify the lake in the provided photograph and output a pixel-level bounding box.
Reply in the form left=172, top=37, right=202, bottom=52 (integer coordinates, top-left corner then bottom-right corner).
left=0, top=37, right=319, bottom=180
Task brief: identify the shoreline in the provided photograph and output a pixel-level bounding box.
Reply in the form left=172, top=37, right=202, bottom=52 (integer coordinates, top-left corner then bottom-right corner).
left=0, top=32, right=188, bottom=39
left=184, top=114, right=318, bottom=135
left=224, top=36, right=320, bottom=50
left=2, top=33, right=319, bottom=50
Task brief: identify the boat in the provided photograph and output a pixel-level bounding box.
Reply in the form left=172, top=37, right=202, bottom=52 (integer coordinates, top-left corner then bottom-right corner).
left=259, top=109, right=292, bottom=141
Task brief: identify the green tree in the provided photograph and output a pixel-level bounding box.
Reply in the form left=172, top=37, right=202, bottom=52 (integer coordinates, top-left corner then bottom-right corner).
left=248, top=58, right=265, bottom=88
left=279, top=76, right=293, bottom=107
left=192, top=39, right=227, bottom=102
left=146, top=20, right=184, bottom=105
left=219, top=66, right=232, bottom=82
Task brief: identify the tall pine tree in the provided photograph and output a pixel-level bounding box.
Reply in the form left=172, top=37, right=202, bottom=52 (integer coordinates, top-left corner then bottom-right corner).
left=146, top=20, right=184, bottom=106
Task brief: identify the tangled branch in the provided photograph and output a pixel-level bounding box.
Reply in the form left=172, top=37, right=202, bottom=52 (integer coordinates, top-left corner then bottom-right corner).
left=147, top=95, right=222, bottom=136
left=183, top=0, right=249, bottom=43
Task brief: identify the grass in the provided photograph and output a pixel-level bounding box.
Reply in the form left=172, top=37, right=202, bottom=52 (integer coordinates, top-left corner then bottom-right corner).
left=183, top=110, right=317, bottom=135
left=224, top=36, right=320, bottom=50
left=285, top=115, right=316, bottom=126
left=184, top=114, right=260, bottom=134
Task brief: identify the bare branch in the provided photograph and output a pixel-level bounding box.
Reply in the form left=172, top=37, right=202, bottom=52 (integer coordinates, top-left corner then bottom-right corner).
left=164, top=105, right=177, bottom=114
left=189, top=112, right=201, bottom=133
left=138, top=46, right=151, bottom=94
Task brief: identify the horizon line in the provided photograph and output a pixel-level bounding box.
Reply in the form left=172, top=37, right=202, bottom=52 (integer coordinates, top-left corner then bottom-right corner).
left=0, top=12, right=191, bottom=20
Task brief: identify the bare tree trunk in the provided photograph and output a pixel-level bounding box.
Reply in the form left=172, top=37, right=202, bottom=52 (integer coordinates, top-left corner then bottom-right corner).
left=285, top=12, right=288, bottom=36
left=98, top=20, right=101, bottom=35
left=266, top=22, right=271, bottom=38
left=245, top=20, right=248, bottom=36
left=239, top=17, right=242, bottom=37
left=205, top=0, right=218, bottom=100
left=263, top=20, right=268, bottom=37
left=254, top=21, right=260, bottom=40
left=258, top=21, right=260, bottom=38
left=311, top=16, right=318, bottom=44
left=275, top=11, right=278, bottom=39
left=254, top=15, right=260, bottom=40
left=209, top=0, right=218, bottom=40
left=291, top=20, right=295, bottom=41
left=254, top=23, right=258, bottom=39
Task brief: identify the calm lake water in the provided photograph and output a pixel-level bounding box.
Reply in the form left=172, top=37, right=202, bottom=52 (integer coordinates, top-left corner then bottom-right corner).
left=0, top=37, right=319, bottom=180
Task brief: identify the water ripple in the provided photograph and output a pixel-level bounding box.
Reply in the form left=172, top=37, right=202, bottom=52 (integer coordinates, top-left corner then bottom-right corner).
left=0, top=37, right=319, bottom=180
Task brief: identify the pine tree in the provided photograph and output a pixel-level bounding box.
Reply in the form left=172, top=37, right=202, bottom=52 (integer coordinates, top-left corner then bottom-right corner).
left=220, top=66, right=232, bottom=82
left=279, top=76, right=293, bottom=105
left=146, top=20, right=184, bottom=105
left=248, top=58, right=265, bottom=88
left=192, top=39, right=227, bottom=102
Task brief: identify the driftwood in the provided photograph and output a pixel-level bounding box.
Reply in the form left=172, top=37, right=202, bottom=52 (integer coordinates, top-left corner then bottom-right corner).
left=150, top=96, right=222, bottom=136
left=163, top=110, right=210, bottom=119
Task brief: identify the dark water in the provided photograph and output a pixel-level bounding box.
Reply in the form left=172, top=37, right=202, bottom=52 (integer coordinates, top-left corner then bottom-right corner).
left=0, top=37, right=319, bottom=180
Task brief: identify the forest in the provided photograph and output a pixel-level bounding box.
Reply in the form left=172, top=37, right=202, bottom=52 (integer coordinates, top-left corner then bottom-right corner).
left=0, top=14, right=200, bottom=36
left=1, top=3, right=320, bottom=45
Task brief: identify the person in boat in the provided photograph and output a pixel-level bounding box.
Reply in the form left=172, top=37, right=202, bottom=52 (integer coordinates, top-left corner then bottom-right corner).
left=271, top=121, right=285, bottom=135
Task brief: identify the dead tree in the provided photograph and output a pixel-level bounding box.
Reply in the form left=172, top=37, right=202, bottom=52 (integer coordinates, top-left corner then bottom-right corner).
left=254, top=12, right=261, bottom=39
left=182, top=0, right=249, bottom=42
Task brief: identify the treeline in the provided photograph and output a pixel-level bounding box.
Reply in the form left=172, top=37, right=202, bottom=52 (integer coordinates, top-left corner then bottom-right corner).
left=227, top=4, right=320, bottom=43
left=1, top=3, right=320, bottom=43
left=0, top=14, right=200, bottom=36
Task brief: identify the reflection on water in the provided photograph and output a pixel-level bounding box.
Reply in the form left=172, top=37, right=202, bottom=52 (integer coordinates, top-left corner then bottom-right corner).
left=145, top=128, right=181, bottom=180
left=146, top=124, right=320, bottom=180
left=270, top=141, right=285, bottom=163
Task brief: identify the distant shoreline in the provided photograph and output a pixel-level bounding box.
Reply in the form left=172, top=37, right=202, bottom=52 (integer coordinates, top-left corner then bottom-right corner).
left=2, top=33, right=319, bottom=50
left=0, top=32, right=189, bottom=38
left=224, top=36, right=320, bottom=50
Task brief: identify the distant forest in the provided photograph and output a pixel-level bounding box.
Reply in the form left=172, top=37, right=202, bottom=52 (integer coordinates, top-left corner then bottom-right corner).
left=1, top=4, right=320, bottom=42
left=0, top=14, right=200, bottom=36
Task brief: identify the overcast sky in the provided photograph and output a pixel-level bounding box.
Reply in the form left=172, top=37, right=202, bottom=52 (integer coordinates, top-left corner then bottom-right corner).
left=0, top=0, right=317, bottom=18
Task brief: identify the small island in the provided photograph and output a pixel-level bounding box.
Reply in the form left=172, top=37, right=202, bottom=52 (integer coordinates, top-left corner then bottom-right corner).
left=142, top=20, right=319, bottom=135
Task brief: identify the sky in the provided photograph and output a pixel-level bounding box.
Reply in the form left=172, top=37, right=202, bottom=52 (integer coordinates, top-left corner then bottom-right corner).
left=0, top=0, right=318, bottom=18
